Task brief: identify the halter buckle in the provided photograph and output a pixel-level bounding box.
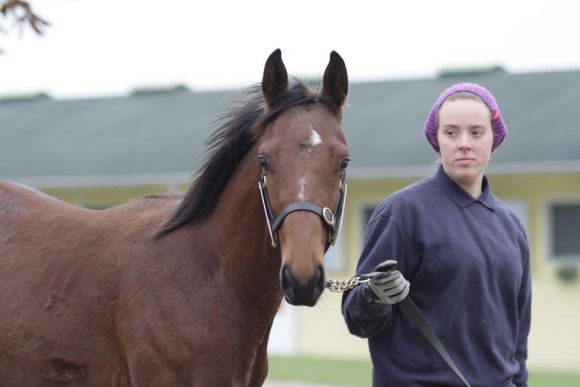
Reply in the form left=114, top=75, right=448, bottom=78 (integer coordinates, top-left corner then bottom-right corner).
left=322, top=207, right=335, bottom=227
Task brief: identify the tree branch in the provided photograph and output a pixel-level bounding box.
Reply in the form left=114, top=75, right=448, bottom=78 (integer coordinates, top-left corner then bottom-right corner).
left=1, top=0, right=49, bottom=36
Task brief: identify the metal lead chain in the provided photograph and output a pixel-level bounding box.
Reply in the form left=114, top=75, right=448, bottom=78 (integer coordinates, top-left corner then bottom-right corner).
left=325, top=277, right=369, bottom=292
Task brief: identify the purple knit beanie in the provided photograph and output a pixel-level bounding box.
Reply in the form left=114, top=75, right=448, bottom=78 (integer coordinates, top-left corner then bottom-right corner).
left=423, top=82, right=507, bottom=152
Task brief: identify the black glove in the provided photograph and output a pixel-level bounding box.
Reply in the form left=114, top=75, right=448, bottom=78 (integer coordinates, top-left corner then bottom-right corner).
left=362, top=260, right=410, bottom=304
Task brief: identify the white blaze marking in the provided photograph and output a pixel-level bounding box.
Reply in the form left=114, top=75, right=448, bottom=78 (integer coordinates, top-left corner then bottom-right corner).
left=297, top=128, right=319, bottom=201
left=298, top=177, right=307, bottom=201
left=310, top=130, right=322, bottom=146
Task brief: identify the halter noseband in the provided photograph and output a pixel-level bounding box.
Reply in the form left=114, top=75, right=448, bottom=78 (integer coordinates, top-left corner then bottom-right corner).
left=258, top=171, right=347, bottom=250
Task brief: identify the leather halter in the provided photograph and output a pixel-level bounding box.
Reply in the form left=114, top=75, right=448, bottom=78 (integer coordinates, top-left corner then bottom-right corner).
left=258, top=172, right=347, bottom=250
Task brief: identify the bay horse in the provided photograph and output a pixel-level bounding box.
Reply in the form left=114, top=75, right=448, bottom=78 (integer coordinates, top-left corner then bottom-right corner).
left=0, top=49, right=349, bottom=386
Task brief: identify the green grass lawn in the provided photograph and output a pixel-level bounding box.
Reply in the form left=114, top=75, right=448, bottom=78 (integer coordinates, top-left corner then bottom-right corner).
left=267, top=355, right=580, bottom=386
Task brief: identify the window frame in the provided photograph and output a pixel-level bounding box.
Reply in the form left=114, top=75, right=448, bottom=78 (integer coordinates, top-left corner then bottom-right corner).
left=546, top=199, right=580, bottom=263
left=358, top=200, right=380, bottom=250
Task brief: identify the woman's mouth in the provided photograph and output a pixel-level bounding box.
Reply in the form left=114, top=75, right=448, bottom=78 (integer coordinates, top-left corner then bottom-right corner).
left=456, top=157, right=474, bottom=165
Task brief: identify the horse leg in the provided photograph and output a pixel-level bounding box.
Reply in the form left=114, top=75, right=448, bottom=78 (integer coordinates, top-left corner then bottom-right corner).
left=246, top=323, right=272, bottom=387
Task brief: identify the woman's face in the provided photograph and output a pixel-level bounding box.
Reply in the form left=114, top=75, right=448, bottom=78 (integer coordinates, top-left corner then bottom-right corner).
left=437, top=98, right=494, bottom=195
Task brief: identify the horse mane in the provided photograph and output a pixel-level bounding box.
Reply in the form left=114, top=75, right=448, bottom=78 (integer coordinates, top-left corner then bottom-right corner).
left=158, top=80, right=334, bottom=237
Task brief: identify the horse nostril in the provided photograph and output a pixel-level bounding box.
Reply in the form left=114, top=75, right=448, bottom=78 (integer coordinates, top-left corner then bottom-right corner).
left=280, top=265, right=288, bottom=284
left=314, top=265, right=325, bottom=290
left=280, top=264, right=325, bottom=306
left=281, top=264, right=294, bottom=293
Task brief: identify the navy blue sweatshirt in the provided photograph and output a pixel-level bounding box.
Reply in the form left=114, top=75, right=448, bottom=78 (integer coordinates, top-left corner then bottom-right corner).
left=342, top=166, right=531, bottom=387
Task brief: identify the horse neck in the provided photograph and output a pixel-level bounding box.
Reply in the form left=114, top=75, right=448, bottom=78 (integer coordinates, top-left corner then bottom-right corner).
left=207, top=152, right=283, bottom=311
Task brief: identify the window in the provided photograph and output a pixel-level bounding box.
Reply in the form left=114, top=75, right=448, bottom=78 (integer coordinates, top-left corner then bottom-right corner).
left=362, top=206, right=376, bottom=233
left=360, top=204, right=379, bottom=244
left=550, top=203, right=580, bottom=261
left=325, top=233, right=345, bottom=272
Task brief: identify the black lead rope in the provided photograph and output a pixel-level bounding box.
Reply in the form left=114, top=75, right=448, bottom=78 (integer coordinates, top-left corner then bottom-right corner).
left=364, top=262, right=470, bottom=386
left=399, top=297, right=471, bottom=387
left=329, top=265, right=471, bottom=387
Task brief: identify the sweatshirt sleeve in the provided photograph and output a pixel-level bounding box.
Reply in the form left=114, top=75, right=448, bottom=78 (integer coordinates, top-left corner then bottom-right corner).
left=341, top=211, right=411, bottom=338
left=513, top=235, right=532, bottom=387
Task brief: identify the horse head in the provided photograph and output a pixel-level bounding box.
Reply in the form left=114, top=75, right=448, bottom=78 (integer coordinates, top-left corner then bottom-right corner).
left=256, top=49, right=349, bottom=306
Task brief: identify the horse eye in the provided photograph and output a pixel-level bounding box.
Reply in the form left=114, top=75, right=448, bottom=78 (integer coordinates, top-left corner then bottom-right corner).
left=258, top=155, right=269, bottom=170
left=339, top=158, right=350, bottom=171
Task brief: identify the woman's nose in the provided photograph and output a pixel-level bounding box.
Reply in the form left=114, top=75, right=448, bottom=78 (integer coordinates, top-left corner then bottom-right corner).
left=458, top=132, right=472, bottom=150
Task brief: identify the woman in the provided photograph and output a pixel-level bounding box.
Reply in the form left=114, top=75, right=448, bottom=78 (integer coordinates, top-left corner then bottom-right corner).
left=342, top=83, right=531, bottom=386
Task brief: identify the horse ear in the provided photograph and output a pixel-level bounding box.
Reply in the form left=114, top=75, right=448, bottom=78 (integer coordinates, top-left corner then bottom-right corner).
left=321, top=51, right=348, bottom=110
left=262, top=48, right=289, bottom=107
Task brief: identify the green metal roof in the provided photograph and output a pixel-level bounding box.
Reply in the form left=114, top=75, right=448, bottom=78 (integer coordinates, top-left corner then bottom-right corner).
left=1, top=69, right=579, bottom=187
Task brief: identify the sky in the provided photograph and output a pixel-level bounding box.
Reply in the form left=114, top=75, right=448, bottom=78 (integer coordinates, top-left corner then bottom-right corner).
left=1, top=0, right=580, bottom=99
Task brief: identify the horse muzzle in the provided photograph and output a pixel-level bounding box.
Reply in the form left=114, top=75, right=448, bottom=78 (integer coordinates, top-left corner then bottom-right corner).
left=280, top=264, right=325, bottom=306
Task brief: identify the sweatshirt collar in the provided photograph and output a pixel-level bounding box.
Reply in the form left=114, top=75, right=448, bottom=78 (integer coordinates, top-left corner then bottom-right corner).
left=433, top=165, right=496, bottom=211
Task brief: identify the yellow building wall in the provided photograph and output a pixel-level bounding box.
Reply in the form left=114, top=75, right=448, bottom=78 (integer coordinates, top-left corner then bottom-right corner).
left=37, top=172, right=580, bottom=371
